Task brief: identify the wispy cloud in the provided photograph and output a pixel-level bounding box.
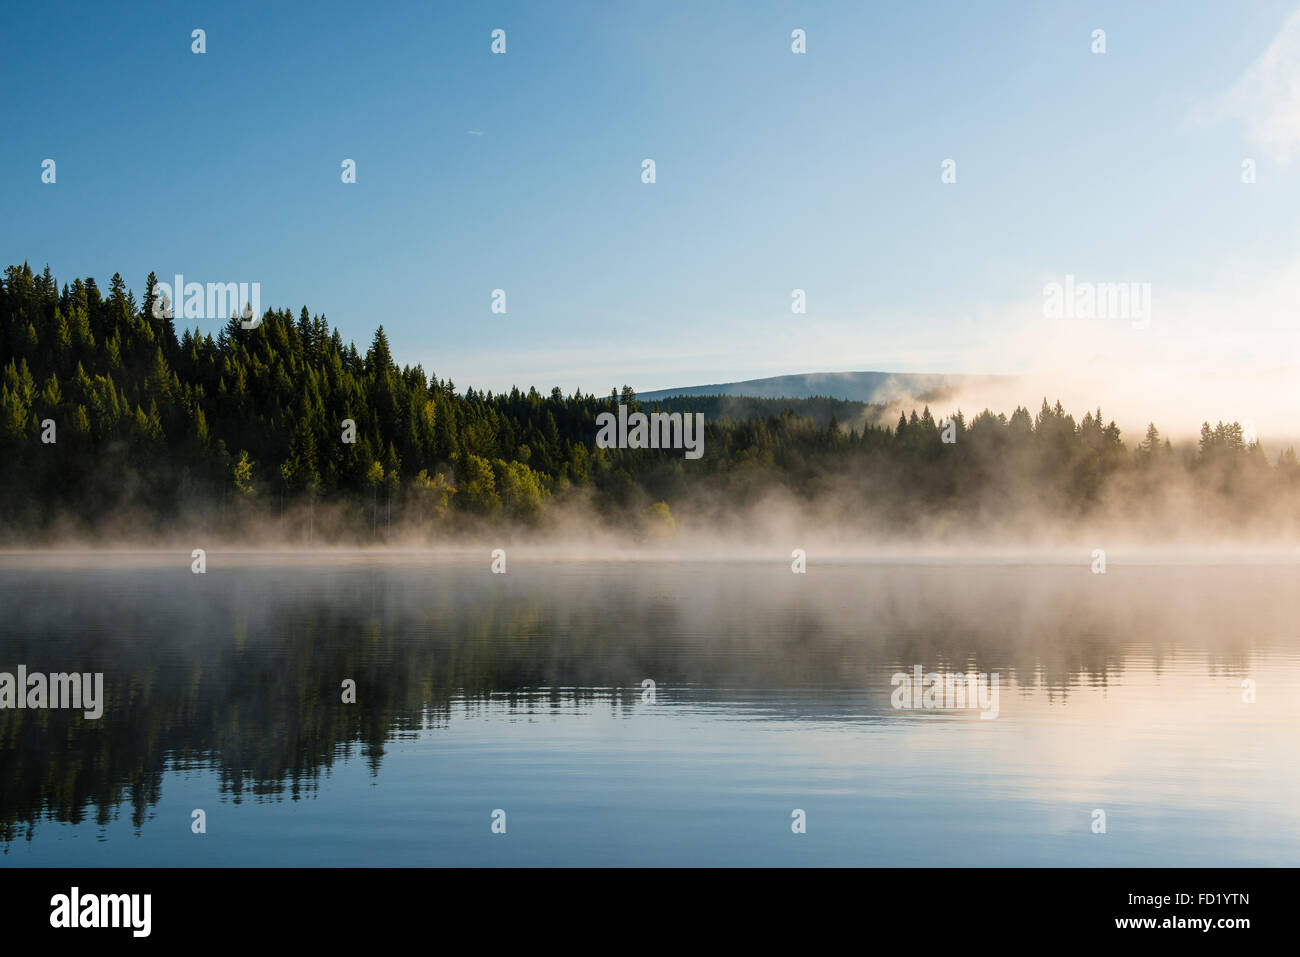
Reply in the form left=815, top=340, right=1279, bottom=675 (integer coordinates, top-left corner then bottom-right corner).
left=466, top=129, right=484, bottom=136
left=1214, top=7, right=1300, bottom=164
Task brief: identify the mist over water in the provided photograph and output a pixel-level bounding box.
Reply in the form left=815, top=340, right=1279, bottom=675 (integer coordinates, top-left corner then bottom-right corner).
left=2, top=553, right=1296, bottom=865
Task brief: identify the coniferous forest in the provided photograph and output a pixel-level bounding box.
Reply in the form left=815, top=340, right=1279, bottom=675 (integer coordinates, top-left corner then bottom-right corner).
left=2, top=263, right=1296, bottom=544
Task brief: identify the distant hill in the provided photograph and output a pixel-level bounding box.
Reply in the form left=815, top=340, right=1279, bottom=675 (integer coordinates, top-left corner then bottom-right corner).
left=638, top=371, right=1015, bottom=405
left=638, top=393, right=878, bottom=429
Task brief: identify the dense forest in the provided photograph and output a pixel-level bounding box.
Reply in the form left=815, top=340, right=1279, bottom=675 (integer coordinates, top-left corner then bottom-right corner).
left=1, top=263, right=1296, bottom=543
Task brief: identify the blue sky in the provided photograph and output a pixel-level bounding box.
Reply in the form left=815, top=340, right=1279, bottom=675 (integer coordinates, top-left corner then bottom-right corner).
left=4, top=0, right=1300, bottom=420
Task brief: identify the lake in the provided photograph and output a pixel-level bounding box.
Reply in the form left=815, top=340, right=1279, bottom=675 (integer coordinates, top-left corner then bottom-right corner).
left=1, top=552, right=1296, bottom=866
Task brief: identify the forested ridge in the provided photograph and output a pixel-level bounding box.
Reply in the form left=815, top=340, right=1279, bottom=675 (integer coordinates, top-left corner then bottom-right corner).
left=1, top=263, right=1295, bottom=541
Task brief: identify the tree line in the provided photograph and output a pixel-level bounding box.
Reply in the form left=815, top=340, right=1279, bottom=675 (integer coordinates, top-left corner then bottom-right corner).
left=1, top=263, right=1294, bottom=541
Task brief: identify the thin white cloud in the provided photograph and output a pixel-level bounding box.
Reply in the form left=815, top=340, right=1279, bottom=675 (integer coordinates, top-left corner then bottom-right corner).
left=1215, top=7, right=1300, bottom=164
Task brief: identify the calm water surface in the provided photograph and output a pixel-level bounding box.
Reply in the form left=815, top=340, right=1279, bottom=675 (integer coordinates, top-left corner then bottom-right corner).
left=1, top=554, right=1296, bottom=866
